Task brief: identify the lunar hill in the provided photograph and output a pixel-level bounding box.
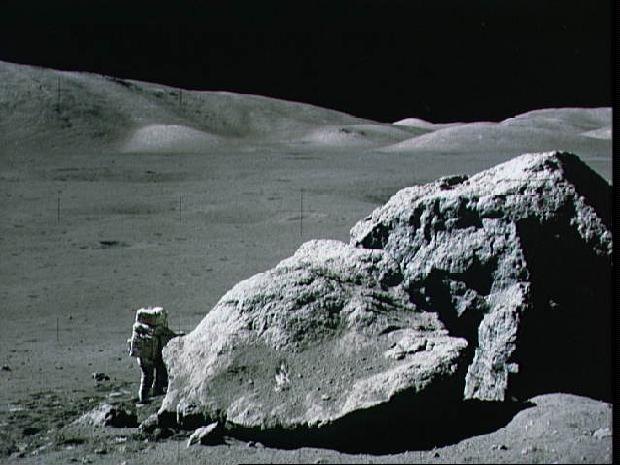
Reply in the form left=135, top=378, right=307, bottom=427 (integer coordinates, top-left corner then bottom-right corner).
left=0, top=60, right=375, bottom=154
left=383, top=118, right=610, bottom=157
left=1, top=60, right=610, bottom=163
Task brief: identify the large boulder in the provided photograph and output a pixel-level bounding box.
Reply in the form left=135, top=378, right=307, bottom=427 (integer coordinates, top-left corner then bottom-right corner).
left=159, top=240, right=467, bottom=439
left=351, top=151, right=612, bottom=402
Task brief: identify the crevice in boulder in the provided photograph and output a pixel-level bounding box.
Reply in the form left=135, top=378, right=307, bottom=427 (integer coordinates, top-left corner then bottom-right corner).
left=359, top=222, right=391, bottom=249
left=509, top=216, right=612, bottom=402
left=451, top=255, right=497, bottom=296
left=407, top=270, right=486, bottom=397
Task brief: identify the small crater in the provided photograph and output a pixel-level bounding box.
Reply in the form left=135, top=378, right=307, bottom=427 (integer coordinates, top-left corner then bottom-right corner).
left=98, top=240, right=128, bottom=249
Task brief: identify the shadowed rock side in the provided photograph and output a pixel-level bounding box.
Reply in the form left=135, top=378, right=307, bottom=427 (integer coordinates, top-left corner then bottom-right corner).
left=158, top=240, right=468, bottom=439
left=350, top=151, right=612, bottom=403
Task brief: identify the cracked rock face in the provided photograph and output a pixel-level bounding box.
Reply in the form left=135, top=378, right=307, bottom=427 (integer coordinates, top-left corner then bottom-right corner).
left=351, top=151, right=612, bottom=401
left=159, top=239, right=467, bottom=431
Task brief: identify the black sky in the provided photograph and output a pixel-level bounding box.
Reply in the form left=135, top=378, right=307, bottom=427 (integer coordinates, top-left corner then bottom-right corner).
left=0, top=0, right=612, bottom=123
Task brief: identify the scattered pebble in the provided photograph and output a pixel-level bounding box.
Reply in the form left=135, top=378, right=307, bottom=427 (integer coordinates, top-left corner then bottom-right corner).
left=92, top=372, right=110, bottom=382
left=593, top=427, right=612, bottom=440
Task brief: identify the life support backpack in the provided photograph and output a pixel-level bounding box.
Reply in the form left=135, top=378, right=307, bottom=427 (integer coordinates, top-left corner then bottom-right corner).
left=128, top=307, right=168, bottom=359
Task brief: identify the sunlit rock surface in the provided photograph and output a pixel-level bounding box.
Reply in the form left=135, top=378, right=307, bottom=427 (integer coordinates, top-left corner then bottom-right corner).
left=351, top=151, right=612, bottom=401
left=159, top=240, right=467, bottom=431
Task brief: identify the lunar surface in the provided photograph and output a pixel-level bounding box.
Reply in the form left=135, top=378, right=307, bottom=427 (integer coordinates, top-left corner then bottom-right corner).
left=0, top=61, right=612, bottom=463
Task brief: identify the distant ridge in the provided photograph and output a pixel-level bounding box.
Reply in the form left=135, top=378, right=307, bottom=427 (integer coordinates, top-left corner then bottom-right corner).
left=0, top=60, right=370, bottom=154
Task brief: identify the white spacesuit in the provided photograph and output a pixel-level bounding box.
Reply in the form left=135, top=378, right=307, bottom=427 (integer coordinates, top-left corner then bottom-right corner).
left=128, top=307, right=178, bottom=403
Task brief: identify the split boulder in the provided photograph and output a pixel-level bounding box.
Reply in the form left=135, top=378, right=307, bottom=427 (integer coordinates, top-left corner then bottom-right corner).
left=350, top=151, right=612, bottom=401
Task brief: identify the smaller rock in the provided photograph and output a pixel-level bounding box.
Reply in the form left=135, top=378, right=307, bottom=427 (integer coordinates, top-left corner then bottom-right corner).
left=186, top=422, right=222, bottom=447
left=176, top=402, right=206, bottom=429
left=490, top=444, right=508, bottom=451
left=247, top=441, right=264, bottom=448
left=521, top=445, right=537, bottom=455
left=321, top=394, right=331, bottom=401
left=92, top=372, right=110, bottom=382
left=94, top=448, right=107, bottom=455
left=1, top=365, right=11, bottom=372
left=77, top=403, right=137, bottom=428
left=593, top=427, right=612, bottom=440
left=139, top=413, right=159, bottom=434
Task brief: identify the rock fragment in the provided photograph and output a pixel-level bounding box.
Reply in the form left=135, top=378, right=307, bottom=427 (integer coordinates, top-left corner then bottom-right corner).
left=76, top=403, right=137, bottom=428
left=592, top=427, right=612, bottom=440
left=186, top=422, right=223, bottom=447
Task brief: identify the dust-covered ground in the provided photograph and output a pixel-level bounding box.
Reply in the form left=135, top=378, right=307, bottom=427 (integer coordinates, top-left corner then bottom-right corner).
left=0, top=61, right=612, bottom=464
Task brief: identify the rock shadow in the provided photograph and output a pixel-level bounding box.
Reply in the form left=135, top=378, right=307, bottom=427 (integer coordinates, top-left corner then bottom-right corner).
left=509, top=214, right=612, bottom=403
left=225, top=375, right=533, bottom=454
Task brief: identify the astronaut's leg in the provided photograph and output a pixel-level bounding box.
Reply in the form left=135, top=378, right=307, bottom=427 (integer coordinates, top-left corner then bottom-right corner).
left=138, top=358, right=154, bottom=402
left=153, top=356, right=168, bottom=396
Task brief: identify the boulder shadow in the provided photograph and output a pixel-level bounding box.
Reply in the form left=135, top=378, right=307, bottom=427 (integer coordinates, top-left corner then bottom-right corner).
left=226, top=375, right=534, bottom=454
left=510, top=213, right=612, bottom=403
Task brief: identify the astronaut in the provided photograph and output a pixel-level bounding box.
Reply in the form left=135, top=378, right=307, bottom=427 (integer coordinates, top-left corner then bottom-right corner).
left=128, top=307, right=179, bottom=403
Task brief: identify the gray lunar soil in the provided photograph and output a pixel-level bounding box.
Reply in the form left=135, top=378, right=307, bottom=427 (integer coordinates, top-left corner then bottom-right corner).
left=0, top=61, right=612, bottom=464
